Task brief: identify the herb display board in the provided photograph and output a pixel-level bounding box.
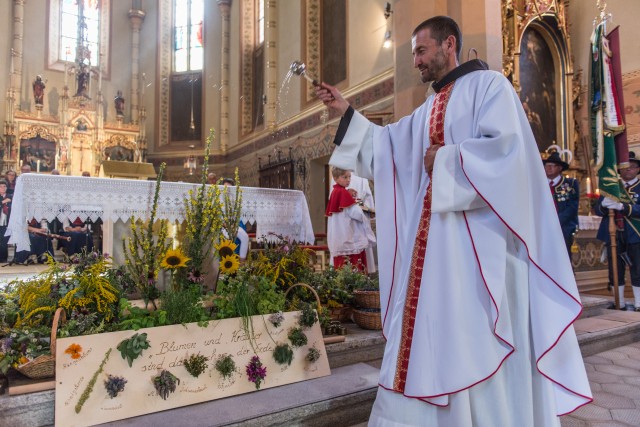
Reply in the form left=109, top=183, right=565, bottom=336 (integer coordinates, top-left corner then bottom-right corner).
left=55, top=311, right=330, bottom=426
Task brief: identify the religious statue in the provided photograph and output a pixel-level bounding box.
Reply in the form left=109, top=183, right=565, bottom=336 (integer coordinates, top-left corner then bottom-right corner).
left=32, top=75, right=46, bottom=105
left=114, top=90, right=125, bottom=117
left=75, top=63, right=90, bottom=98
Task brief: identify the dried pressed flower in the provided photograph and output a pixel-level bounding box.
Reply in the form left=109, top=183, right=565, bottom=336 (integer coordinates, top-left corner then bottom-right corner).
left=65, top=343, right=83, bottom=360
left=153, top=370, right=180, bottom=400
left=161, top=248, right=190, bottom=269
left=183, top=354, right=208, bottom=378
left=288, top=327, right=308, bottom=348
left=306, top=346, right=321, bottom=363
left=268, top=311, right=285, bottom=328
left=215, top=354, right=236, bottom=380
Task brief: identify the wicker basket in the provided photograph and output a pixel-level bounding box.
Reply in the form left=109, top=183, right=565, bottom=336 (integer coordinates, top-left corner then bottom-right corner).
left=284, top=283, right=323, bottom=313
left=352, top=308, right=382, bottom=330
left=353, top=290, right=380, bottom=309
left=16, top=307, right=65, bottom=380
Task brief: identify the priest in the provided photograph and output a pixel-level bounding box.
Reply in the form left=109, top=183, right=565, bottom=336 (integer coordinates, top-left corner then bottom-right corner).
left=315, top=15, right=591, bottom=426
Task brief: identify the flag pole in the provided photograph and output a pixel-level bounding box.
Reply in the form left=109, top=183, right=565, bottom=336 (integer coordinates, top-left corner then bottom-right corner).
left=609, top=210, right=620, bottom=309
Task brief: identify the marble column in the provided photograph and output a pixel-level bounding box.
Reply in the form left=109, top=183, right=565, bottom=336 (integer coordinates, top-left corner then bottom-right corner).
left=217, top=0, right=232, bottom=153
left=264, top=0, right=278, bottom=131
left=12, top=0, right=25, bottom=110
left=129, top=6, right=146, bottom=124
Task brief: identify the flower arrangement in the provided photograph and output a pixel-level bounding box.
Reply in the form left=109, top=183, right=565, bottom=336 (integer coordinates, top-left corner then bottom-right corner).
left=104, top=374, right=127, bottom=398
left=64, top=343, right=83, bottom=360
left=183, top=354, right=208, bottom=378
left=0, top=326, right=50, bottom=374
left=215, top=354, right=236, bottom=380
left=153, top=370, right=180, bottom=400
left=122, top=162, right=171, bottom=308
left=245, top=355, right=267, bottom=390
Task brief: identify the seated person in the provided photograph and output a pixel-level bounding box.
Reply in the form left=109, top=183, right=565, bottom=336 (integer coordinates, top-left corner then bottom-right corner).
left=59, top=217, right=94, bottom=256
left=0, top=180, right=11, bottom=263
left=14, top=218, right=54, bottom=264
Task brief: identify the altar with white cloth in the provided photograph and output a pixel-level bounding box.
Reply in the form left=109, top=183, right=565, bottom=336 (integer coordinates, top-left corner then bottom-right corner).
left=6, top=174, right=315, bottom=255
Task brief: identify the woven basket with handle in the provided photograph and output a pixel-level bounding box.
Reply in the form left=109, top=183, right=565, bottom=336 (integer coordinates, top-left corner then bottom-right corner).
left=284, top=282, right=322, bottom=312
left=16, top=307, right=65, bottom=380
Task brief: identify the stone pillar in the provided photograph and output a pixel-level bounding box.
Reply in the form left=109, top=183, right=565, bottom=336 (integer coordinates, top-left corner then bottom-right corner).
left=264, top=0, right=277, bottom=131
left=129, top=6, right=146, bottom=124
left=12, top=0, right=25, bottom=109
left=217, top=0, right=232, bottom=153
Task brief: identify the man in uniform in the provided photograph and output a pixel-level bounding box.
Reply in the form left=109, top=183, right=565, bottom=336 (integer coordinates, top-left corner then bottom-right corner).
left=596, top=151, right=640, bottom=311
left=543, top=151, right=579, bottom=256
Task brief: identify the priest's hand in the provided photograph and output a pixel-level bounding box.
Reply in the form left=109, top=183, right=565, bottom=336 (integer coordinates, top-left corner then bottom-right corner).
left=424, top=144, right=442, bottom=175
left=315, top=82, right=349, bottom=116
left=602, top=197, right=624, bottom=211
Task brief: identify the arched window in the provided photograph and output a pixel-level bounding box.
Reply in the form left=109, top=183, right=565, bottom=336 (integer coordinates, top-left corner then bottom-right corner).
left=48, top=0, right=111, bottom=75
left=170, top=0, right=204, bottom=142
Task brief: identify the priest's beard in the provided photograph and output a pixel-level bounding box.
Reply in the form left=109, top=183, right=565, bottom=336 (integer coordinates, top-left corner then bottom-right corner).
left=420, top=47, right=448, bottom=83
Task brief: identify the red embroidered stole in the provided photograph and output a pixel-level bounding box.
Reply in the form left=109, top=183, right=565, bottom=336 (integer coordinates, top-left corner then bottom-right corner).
left=393, top=82, right=455, bottom=392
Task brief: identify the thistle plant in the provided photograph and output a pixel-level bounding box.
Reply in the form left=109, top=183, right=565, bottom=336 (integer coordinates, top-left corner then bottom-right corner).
left=123, top=163, right=171, bottom=308
left=183, top=130, right=223, bottom=285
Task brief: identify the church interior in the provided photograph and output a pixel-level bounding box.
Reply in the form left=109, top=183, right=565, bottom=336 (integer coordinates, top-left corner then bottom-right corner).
left=0, top=0, right=638, bottom=239
left=3, top=1, right=640, bottom=425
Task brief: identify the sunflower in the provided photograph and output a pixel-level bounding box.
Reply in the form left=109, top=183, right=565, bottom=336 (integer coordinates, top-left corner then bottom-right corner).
left=219, top=254, right=240, bottom=275
left=65, top=343, right=83, bottom=360
left=161, top=248, right=190, bottom=269
left=215, top=240, right=238, bottom=258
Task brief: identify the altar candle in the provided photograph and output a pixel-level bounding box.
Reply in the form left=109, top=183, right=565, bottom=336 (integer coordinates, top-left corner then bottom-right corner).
left=36, top=159, right=41, bottom=173
left=586, top=177, right=592, bottom=194
left=595, top=188, right=600, bottom=196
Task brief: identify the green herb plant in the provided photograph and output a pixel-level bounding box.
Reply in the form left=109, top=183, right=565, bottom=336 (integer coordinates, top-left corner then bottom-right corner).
left=183, top=354, right=208, bottom=378
left=75, top=348, right=111, bottom=413
left=214, top=354, right=236, bottom=380
left=116, top=299, right=168, bottom=331
left=298, top=303, right=318, bottom=329
left=273, top=343, right=294, bottom=366
left=288, top=327, right=308, bottom=348
left=306, top=346, right=321, bottom=363
left=117, top=332, right=151, bottom=367
left=153, top=370, right=180, bottom=400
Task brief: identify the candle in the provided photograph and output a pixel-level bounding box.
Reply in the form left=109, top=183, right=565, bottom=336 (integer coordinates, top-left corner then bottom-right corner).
left=586, top=177, right=592, bottom=194
left=595, top=188, right=600, bottom=196
left=36, top=159, right=41, bottom=173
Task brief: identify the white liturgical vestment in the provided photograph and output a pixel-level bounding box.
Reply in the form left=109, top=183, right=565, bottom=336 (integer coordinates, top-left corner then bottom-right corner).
left=329, top=65, right=591, bottom=426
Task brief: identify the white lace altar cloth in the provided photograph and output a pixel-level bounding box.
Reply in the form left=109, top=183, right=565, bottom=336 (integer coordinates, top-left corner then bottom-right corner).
left=6, top=174, right=315, bottom=252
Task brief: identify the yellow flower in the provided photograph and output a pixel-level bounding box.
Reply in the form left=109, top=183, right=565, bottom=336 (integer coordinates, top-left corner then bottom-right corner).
left=161, top=248, right=190, bottom=269
left=215, top=240, right=238, bottom=259
left=65, top=343, right=83, bottom=359
left=219, top=255, right=240, bottom=275
left=18, top=356, right=29, bottom=365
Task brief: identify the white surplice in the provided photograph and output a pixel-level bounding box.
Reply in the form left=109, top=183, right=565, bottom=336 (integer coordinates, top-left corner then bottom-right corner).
left=329, top=69, right=591, bottom=426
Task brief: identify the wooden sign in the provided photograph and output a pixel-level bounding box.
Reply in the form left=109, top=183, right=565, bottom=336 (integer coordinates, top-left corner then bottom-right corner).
left=55, top=311, right=330, bottom=426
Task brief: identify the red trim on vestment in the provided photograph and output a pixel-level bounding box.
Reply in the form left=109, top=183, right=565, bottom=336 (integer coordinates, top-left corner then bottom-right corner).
left=458, top=151, right=592, bottom=413
left=326, top=184, right=356, bottom=216
left=392, top=82, right=455, bottom=392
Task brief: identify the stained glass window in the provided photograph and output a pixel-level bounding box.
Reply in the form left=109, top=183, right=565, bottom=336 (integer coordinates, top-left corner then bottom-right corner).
left=60, top=0, right=101, bottom=66
left=173, top=0, right=204, bottom=72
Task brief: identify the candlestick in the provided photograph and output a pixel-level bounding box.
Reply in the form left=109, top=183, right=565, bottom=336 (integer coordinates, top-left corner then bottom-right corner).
left=586, top=177, right=592, bottom=194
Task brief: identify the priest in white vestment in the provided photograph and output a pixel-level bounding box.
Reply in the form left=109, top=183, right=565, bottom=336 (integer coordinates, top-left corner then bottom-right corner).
left=316, top=16, right=591, bottom=426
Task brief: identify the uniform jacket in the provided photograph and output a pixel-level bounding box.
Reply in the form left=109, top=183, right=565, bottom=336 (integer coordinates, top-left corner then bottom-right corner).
left=596, top=179, right=640, bottom=245
left=551, top=176, right=579, bottom=241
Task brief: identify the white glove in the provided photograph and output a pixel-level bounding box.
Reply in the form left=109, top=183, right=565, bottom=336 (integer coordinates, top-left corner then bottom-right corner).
left=602, top=197, right=624, bottom=211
